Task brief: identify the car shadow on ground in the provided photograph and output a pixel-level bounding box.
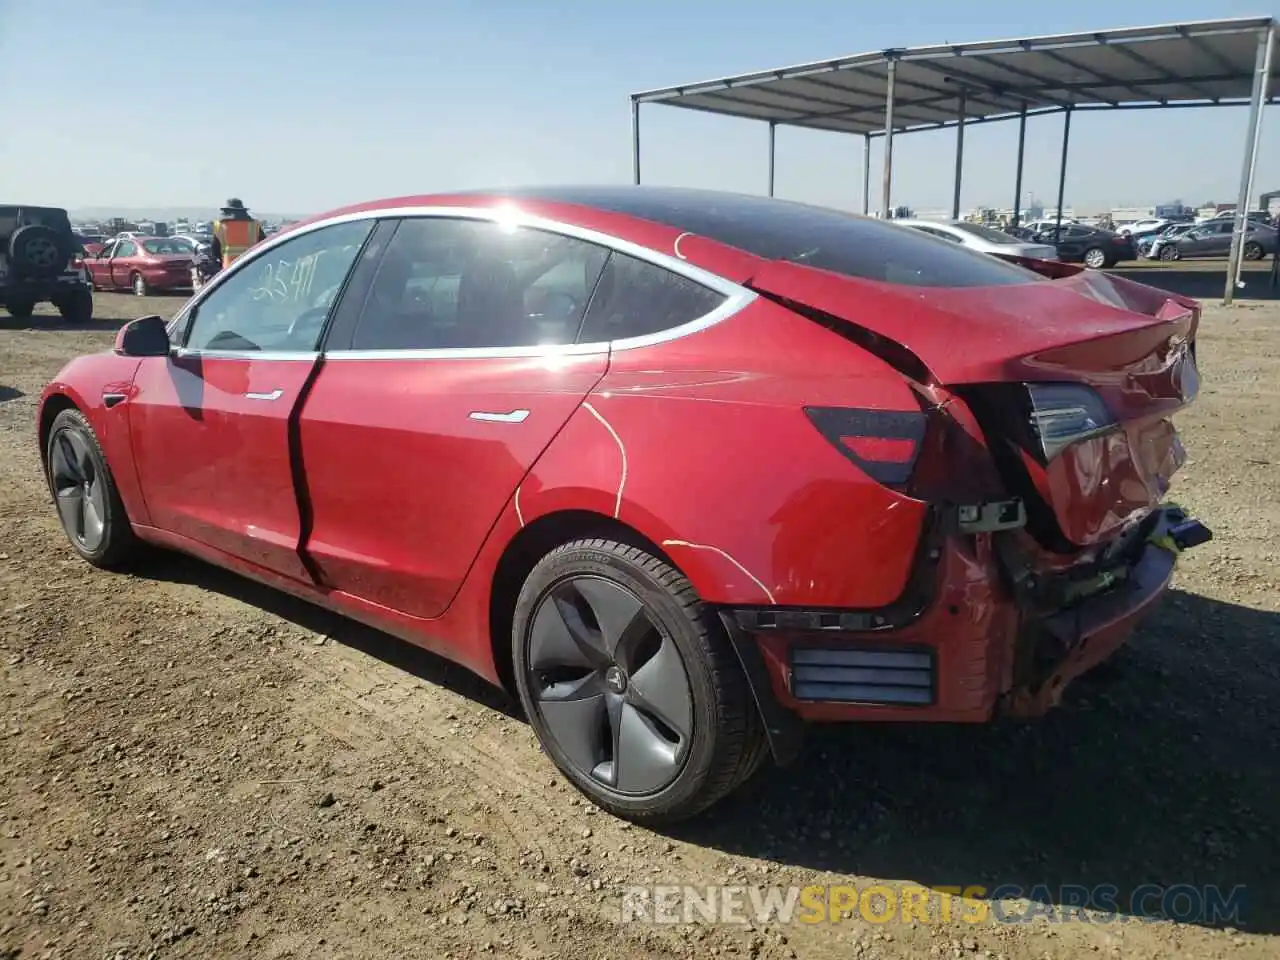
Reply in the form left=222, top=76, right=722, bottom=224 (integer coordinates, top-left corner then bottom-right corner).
left=131, top=551, right=517, bottom=718
left=0, top=315, right=136, bottom=333
left=673, top=589, right=1280, bottom=933
left=0, top=385, right=23, bottom=402
left=1110, top=264, right=1280, bottom=301
left=130, top=550, right=1280, bottom=933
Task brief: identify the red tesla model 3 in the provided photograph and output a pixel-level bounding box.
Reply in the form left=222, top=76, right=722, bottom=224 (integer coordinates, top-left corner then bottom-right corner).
left=38, top=187, right=1210, bottom=822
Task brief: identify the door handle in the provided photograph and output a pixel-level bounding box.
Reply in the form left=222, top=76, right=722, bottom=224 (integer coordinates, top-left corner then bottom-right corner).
left=245, top=389, right=284, bottom=401
left=469, top=409, right=529, bottom=423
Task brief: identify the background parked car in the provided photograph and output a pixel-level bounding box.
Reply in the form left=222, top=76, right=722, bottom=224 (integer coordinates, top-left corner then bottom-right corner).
left=1034, top=223, right=1135, bottom=268
left=1117, top=218, right=1169, bottom=236
left=1152, top=219, right=1278, bottom=261
left=83, top=236, right=195, bottom=295
left=1138, top=222, right=1198, bottom=258
left=895, top=219, right=1059, bottom=260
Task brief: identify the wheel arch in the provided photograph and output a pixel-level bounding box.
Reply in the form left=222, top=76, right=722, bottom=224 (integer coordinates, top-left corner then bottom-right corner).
left=486, top=508, right=677, bottom=696
left=38, top=391, right=83, bottom=470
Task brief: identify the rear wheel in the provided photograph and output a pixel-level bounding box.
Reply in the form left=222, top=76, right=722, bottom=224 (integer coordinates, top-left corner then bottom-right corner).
left=1244, top=240, right=1265, bottom=261
left=6, top=298, right=34, bottom=319
left=512, top=538, right=766, bottom=824
left=45, top=408, right=139, bottom=568
left=132, top=271, right=149, bottom=296
left=1082, top=247, right=1109, bottom=269
left=55, top=287, right=93, bottom=323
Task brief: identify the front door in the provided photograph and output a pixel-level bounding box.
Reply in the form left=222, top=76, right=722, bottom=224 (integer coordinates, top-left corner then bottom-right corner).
left=298, top=214, right=613, bottom=618
left=110, top=239, right=138, bottom=290
left=128, top=218, right=376, bottom=581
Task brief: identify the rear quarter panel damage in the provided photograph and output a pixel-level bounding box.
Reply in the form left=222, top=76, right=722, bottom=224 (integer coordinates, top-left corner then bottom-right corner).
left=516, top=301, right=934, bottom=609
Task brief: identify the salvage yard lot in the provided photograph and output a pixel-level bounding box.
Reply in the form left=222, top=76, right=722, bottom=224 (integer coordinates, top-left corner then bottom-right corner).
left=1, top=291, right=1278, bottom=960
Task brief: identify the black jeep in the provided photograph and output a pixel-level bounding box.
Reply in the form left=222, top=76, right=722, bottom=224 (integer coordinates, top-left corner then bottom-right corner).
left=0, top=204, right=93, bottom=322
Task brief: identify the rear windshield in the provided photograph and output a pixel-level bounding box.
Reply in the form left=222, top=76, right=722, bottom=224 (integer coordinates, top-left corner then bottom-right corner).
left=142, top=238, right=193, bottom=254
left=503, top=187, right=1039, bottom=288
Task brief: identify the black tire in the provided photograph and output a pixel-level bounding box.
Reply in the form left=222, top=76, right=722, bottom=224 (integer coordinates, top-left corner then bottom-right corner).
left=1244, top=241, right=1265, bottom=261
left=1158, top=245, right=1180, bottom=262
left=45, top=408, right=139, bottom=568
left=512, top=538, right=766, bottom=824
left=10, top=224, right=71, bottom=279
left=6, top=298, right=34, bottom=319
left=55, top=287, right=93, bottom=323
left=131, top=271, right=149, bottom=297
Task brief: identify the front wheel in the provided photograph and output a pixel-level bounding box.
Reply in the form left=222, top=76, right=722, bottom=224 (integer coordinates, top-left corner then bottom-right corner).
left=45, top=408, right=139, bottom=568
left=6, top=298, right=34, bottom=319
left=1082, top=247, right=1109, bottom=269
left=512, top=538, right=766, bottom=824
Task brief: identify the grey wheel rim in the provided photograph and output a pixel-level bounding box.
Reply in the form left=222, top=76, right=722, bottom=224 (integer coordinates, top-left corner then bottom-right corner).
left=50, top=429, right=107, bottom=551
left=133, top=273, right=145, bottom=295
left=527, top=576, right=693, bottom=796
left=1084, top=248, right=1106, bottom=268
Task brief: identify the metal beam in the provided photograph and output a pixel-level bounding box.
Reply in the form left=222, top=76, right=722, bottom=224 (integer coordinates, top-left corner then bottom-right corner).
left=882, top=58, right=896, bottom=217
left=1035, top=47, right=1164, bottom=103
left=1105, top=41, right=1220, bottom=100
left=631, top=99, right=641, bottom=185
left=1012, top=103, right=1028, bottom=226
left=767, top=122, right=776, bottom=196
left=1054, top=106, right=1072, bottom=233
left=952, top=87, right=966, bottom=219
left=1224, top=27, right=1275, bottom=305
left=862, top=134, right=871, bottom=215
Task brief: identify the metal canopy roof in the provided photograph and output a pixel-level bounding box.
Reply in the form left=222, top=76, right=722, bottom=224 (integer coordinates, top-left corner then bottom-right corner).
left=631, top=17, right=1279, bottom=137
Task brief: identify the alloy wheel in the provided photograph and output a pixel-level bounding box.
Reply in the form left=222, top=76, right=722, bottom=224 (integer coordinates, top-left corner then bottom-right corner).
left=1083, top=248, right=1107, bottom=268
left=50, top=429, right=107, bottom=552
left=526, top=575, right=693, bottom=796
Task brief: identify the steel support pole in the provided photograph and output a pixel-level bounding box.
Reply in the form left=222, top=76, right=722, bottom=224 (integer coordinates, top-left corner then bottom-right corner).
left=1011, top=103, right=1028, bottom=226
left=767, top=122, right=776, bottom=197
left=631, top=99, right=641, bottom=185
left=1224, top=27, right=1275, bottom=305
left=1054, top=106, right=1072, bottom=234
left=951, top=88, right=966, bottom=220
left=862, top=134, right=871, bottom=215
left=881, top=59, right=896, bottom=218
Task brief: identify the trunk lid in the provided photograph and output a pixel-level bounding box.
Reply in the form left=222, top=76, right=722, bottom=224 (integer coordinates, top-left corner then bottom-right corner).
left=748, top=261, right=1200, bottom=547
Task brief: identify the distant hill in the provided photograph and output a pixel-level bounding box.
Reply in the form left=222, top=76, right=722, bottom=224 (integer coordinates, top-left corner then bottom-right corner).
left=68, top=206, right=307, bottom=223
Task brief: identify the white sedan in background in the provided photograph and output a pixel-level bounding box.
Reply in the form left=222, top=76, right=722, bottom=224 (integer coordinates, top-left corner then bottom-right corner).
left=894, top=219, right=1060, bottom=260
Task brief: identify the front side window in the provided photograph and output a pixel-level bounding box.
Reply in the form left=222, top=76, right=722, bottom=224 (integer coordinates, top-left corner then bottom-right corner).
left=349, top=217, right=609, bottom=351
left=115, top=240, right=137, bottom=257
left=184, top=219, right=373, bottom=353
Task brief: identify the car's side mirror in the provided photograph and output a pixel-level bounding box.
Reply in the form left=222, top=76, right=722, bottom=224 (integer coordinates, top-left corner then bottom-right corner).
left=114, top=314, right=170, bottom=357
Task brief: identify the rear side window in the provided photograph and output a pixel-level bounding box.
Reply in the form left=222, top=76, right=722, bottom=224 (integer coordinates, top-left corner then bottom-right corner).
left=578, top=252, right=726, bottom=344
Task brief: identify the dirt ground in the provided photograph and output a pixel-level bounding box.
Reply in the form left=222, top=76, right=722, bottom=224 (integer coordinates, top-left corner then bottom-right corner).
left=1, top=290, right=1278, bottom=960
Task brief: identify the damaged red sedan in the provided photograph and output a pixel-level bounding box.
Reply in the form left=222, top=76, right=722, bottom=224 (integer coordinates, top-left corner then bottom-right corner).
left=37, top=187, right=1209, bottom=823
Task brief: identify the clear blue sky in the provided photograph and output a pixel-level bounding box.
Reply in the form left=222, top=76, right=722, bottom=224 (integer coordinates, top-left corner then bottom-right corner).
left=1, top=0, right=1276, bottom=215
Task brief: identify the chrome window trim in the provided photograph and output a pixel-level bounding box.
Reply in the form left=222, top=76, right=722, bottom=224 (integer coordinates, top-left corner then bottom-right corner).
left=169, top=204, right=756, bottom=361
left=169, top=348, right=319, bottom=362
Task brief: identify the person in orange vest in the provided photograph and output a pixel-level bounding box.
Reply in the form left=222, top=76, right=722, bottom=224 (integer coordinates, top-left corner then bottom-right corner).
left=209, top=198, right=266, bottom=269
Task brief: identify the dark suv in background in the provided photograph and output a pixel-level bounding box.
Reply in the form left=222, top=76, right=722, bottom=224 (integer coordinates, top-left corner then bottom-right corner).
left=0, top=204, right=93, bottom=321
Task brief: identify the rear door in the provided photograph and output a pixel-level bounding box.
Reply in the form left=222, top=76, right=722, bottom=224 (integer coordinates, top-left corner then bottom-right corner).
left=128, top=218, right=376, bottom=580
left=297, top=214, right=612, bottom=618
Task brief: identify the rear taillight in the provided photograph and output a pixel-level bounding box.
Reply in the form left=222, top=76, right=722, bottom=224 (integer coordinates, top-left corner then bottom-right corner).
left=1025, top=383, right=1115, bottom=460
left=804, top=406, right=924, bottom=487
